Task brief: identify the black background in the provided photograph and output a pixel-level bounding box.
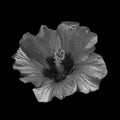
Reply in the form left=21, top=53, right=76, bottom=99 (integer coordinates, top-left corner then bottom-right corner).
left=3, top=0, right=117, bottom=117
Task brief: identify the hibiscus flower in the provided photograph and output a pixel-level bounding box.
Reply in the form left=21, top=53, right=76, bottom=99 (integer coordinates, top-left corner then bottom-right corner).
left=13, top=22, right=107, bottom=102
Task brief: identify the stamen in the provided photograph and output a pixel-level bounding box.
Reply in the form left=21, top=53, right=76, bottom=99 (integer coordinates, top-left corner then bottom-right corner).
left=54, top=49, right=65, bottom=65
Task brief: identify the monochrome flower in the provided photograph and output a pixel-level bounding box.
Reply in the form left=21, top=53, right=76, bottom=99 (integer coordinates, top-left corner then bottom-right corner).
left=13, top=22, right=107, bottom=102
